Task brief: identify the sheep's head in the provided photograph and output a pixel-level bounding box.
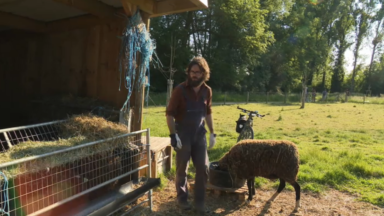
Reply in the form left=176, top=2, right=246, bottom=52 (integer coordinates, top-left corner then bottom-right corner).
left=217, top=153, right=230, bottom=171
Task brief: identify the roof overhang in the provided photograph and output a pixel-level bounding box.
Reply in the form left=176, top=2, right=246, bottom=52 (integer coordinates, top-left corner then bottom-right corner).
left=0, top=0, right=209, bottom=33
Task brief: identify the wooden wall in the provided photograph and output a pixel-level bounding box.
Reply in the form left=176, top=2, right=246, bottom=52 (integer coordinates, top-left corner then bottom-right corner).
left=0, top=21, right=130, bottom=128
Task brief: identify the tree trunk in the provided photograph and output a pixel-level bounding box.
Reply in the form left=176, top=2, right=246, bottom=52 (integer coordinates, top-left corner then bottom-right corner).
left=182, top=12, right=193, bottom=48
left=300, top=76, right=307, bottom=109
left=367, top=21, right=382, bottom=89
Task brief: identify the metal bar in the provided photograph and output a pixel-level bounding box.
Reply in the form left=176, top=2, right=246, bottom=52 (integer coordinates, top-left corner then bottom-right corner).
left=28, top=164, right=149, bottom=216
left=157, top=155, right=170, bottom=163
left=146, top=128, right=152, bottom=212
left=0, top=129, right=148, bottom=168
left=121, top=199, right=149, bottom=216
left=3, top=132, right=12, bottom=149
left=0, top=120, right=65, bottom=133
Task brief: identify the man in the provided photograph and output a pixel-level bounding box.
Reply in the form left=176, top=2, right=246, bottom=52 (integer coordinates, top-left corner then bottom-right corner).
left=166, top=56, right=216, bottom=215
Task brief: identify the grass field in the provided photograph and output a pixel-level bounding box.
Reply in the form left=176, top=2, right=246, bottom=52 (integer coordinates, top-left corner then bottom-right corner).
left=142, top=102, right=384, bottom=207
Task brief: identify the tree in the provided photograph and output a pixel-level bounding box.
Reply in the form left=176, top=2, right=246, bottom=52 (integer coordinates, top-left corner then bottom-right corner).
left=366, top=2, right=384, bottom=90
left=350, top=1, right=372, bottom=93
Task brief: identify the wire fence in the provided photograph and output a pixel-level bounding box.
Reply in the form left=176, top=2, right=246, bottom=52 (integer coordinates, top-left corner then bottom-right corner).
left=146, top=91, right=384, bottom=106
left=0, top=121, right=152, bottom=216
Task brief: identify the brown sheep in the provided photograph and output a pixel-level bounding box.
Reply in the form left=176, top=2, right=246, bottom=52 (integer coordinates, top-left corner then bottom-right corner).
left=217, top=139, right=301, bottom=211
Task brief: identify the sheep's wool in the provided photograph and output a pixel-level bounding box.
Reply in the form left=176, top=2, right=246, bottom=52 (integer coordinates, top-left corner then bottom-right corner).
left=218, top=139, right=299, bottom=184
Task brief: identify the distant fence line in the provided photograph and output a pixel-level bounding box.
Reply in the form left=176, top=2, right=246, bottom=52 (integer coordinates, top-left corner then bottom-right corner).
left=146, top=91, right=384, bottom=107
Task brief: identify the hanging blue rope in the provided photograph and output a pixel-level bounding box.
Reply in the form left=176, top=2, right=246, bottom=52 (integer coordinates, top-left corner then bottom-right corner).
left=118, top=9, right=155, bottom=118
left=0, top=171, right=10, bottom=216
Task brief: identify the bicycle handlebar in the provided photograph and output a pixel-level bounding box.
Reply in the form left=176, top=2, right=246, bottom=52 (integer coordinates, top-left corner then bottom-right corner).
left=237, top=106, right=265, bottom=118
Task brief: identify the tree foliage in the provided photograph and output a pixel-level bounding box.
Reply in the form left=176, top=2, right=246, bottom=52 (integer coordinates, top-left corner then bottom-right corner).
left=148, top=0, right=384, bottom=96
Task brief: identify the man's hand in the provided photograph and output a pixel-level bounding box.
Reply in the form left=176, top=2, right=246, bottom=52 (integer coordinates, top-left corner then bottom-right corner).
left=170, top=133, right=182, bottom=150
left=209, top=133, right=216, bottom=149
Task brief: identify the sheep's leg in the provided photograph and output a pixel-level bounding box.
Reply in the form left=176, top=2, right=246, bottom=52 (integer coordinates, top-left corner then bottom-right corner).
left=268, top=178, right=285, bottom=202
left=246, top=178, right=254, bottom=202
left=293, top=181, right=301, bottom=211
left=251, top=177, right=256, bottom=195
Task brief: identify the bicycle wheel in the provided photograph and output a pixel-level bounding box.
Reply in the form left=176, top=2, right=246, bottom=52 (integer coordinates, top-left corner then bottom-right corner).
left=237, top=125, right=254, bottom=142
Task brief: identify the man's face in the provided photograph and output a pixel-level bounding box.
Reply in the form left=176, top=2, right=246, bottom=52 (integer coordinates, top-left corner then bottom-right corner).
left=188, top=65, right=204, bottom=87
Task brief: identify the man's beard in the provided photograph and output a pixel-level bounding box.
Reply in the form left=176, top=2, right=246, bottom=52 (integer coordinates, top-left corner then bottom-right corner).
left=187, top=76, right=204, bottom=87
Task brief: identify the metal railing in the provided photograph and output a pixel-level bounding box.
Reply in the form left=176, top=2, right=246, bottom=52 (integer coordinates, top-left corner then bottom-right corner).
left=0, top=121, right=152, bottom=216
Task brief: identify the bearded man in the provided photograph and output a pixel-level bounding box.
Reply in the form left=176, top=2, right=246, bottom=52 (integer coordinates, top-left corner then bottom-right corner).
left=165, top=56, right=216, bottom=215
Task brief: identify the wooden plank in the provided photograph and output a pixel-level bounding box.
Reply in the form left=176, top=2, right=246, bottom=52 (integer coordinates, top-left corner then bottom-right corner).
left=152, top=0, right=201, bottom=18
left=0, top=11, right=47, bottom=32
left=68, top=29, right=87, bottom=95
left=46, top=13, right=124, bottom=33
left=189, top=181, right=248, bottom=200
left=52, top=0, right=117, bottom=18
left=85, top=26, right=101, bottom=97
left=97, top=25, right=109, bottom=102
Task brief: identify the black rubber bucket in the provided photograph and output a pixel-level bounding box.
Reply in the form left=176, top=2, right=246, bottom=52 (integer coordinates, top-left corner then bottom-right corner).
left=208, top=161, right=246, bottom=188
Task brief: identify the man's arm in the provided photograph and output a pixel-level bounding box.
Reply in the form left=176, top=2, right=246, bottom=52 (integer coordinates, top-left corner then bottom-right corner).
left=205, top=114, right=214, bottom=134
left=166, top=86, right=180, bottom=135
left=205, top=87, right=214, bottom=134
left=166, top=115, right=176, bottom=134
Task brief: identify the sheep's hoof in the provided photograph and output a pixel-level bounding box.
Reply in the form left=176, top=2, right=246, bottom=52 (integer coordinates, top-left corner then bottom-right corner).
left=294, top=200, right=301, bottom=212
left=246, top=199, right=251, bottom=205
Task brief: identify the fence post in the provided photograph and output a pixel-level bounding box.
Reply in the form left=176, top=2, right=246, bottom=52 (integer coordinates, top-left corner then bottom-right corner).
left=284, top=93, right=287, bottom=104
left=247, top=92, right=249, bottom=104
left=224, top=92, right=227, bottom=105
left=146, top=128, right=153, bottom=211
left=363, top=95, right=366, bottom=104
left=266, top=92, right=269, bottom=104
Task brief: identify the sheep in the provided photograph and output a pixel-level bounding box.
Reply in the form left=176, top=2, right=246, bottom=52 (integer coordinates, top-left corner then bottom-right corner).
left=217, top=139, right=301, bottom=211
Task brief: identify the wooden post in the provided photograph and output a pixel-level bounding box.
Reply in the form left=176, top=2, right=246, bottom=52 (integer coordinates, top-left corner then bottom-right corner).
left=224, top=92, right=227, bottom=105
left=284, top=92, right=287, bottom=104
left=266, top=92, right=269, bottom=104
left=125, top=10, right=151, bottom=143
left=246, top=92, right=249, bottom=104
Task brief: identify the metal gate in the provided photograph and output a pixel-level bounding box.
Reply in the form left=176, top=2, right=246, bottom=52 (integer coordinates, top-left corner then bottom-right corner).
left=0, top=121, right=153, bottom=216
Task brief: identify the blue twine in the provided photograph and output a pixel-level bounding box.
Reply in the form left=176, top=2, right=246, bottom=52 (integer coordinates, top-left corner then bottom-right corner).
left=118, top=9, right=155, bottom=120
left=0, top=171, right=10, bottom=216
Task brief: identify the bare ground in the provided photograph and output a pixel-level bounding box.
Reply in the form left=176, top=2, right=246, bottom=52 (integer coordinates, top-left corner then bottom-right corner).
left=124, top=179, right=383, bottom=216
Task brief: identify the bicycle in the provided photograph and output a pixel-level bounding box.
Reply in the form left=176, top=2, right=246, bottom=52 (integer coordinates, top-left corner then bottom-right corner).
left=235, top=106, right=265, bottom=142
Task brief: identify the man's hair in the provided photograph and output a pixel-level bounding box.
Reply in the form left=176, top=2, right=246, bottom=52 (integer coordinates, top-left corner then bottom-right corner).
left=185, top=56, right=210, bottom=81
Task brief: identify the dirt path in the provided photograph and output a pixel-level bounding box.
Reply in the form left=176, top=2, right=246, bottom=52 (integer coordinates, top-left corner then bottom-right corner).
left=126, top=180, right=383, bottom=216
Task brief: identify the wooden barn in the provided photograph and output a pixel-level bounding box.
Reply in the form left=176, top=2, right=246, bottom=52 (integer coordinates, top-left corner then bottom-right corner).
left=0, top=0, right=208, bottom=131
left=0, top=1, right=208, bottom=215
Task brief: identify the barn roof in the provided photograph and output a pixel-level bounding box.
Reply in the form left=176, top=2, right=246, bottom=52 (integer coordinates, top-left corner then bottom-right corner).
left=0, top=0, right=208, bottom=32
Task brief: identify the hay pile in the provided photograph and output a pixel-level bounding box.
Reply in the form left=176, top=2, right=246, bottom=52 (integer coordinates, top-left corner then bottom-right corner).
left=58, top=113, right=128, bottom=141
left=0, top=114, right=137, bottom=176
left=218, top=139, right=299, bottom=183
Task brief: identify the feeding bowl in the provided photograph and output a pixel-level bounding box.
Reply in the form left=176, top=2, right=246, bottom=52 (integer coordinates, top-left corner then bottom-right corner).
left=208, top=161, right=246, bottom=188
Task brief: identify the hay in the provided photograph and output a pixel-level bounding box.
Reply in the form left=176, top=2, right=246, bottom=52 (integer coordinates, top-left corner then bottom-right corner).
left=218, top=139, right=300, bottom=183
left=58, top=113, right=128, bottom=141
left=0, top=114, right=138, bottom=177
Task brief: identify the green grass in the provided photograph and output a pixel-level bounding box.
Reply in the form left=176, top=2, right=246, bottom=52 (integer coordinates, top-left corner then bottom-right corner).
left=142, top=102, right=384, bottom=207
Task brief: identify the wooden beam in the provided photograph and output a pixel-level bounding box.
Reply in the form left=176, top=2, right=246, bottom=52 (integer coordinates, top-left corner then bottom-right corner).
left=189, top=0, right=208, bottom=8
left=151, top=0, right=201, bottom=18
left=121, top=0, right=154, bottom=15
left=0, top=11, right=47, bottom=32
left=52, top=0, right=117, bottom=18
left=120, top=0, right=137, bottom=17
left=45, top=12, right=125, bottom=33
